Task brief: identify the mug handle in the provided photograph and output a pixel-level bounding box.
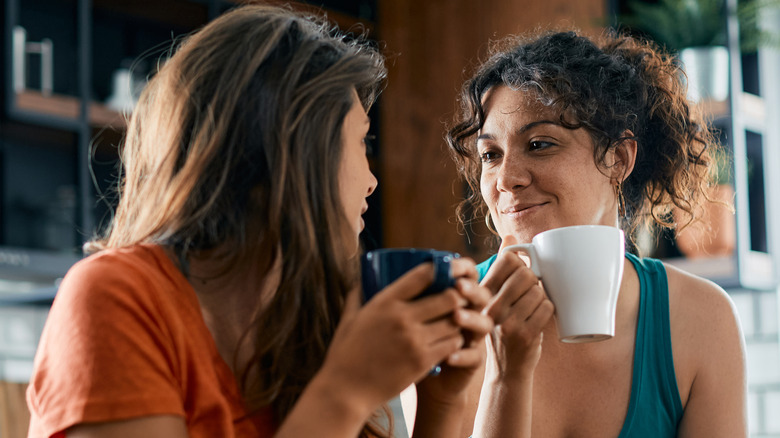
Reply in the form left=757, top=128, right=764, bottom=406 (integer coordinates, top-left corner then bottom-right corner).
left=501, top=243, right=541, bottom=277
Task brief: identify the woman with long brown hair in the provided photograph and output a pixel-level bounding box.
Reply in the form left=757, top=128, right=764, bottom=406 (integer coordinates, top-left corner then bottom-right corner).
left=26, top=5, right=493, bottom=437
left=448, top=30, right=746, bottom=437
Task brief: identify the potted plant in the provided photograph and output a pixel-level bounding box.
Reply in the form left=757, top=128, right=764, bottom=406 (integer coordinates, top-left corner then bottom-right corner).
left=673, top=147, right=736, bottom=258
left=621, top=0, right=780, bottom=101
left=621, top=0, right=780, bottom=259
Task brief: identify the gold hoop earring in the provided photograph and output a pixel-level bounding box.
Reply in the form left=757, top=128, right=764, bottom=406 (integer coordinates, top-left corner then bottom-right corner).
left=615, top=180, right=626, bottom=218
left=485, top=213, right=498, bottom=235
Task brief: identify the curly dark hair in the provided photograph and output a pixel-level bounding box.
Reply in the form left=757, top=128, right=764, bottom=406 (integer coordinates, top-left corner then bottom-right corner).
left=447, top=30, right=720, bottom=251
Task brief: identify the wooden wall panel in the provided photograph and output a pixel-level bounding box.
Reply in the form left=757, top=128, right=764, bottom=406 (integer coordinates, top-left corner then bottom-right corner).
left=0, top=381, right=30, bottom=438
left=378, top=0, right=606, bottom=258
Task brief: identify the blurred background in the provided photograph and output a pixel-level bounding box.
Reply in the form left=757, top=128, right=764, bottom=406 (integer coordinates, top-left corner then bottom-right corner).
left=0, top=0, right=779, bottom=436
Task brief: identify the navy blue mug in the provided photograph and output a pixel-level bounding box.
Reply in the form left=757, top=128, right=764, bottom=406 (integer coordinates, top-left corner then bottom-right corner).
left=361, top=248, right=460, bottom=303
left=361, top=248, right=460, bottom=376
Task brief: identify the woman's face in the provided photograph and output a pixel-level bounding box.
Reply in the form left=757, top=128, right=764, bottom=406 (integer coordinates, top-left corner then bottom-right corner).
left=339, top=90, right=378, bottom=247
left=478, top=85, right=619, bottom=244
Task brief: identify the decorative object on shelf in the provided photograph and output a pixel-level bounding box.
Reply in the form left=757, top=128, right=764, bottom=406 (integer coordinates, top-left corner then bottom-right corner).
left=106, top=59, right=147, bottom=114
left=12, top=26, right=53, bottom=97
left=679, top=46, right=729, bottom=101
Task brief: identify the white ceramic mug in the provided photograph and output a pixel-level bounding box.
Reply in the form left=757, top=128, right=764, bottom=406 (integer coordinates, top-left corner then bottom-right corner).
left=501, top=225, right=625, bottom=343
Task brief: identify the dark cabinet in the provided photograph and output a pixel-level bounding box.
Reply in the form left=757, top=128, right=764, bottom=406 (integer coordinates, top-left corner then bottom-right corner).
left=0, top=0, right=379, bottom=303
left=0, top=0, right=225, bottom=303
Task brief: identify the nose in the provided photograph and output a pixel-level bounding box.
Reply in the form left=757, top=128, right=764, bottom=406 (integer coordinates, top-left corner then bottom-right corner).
left=366, top=168, right=378, bottom=197
left=495, top=153, right=531, bottom=192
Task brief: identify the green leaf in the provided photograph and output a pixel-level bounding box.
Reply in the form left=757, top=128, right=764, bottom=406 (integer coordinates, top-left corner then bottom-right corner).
left=620, top=0, right=780, bottom=52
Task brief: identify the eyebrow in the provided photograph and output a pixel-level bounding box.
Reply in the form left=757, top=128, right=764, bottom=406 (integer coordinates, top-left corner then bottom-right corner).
left=477, top=120, right=560, bottom=141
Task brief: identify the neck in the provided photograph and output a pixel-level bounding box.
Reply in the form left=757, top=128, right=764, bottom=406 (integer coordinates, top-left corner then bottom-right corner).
left=186, top=251, right=280, bottom=373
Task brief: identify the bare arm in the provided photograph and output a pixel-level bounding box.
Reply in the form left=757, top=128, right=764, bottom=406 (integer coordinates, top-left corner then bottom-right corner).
left=63, top=372, right=373, bottom=438
left=411, top=261, right=495, bottom=438
left=67, top=416, right=188, bottom=438
left=458, top=342, right=486, bottom=436
left=473, top=339, right=537, bottom=438
left=669, top=267, right=748, bottom=437
left=411, top=389, right=467, bottom=438
left=470, top=249, right=554, bottom=438
left=278, top=260, right=491, bottom=438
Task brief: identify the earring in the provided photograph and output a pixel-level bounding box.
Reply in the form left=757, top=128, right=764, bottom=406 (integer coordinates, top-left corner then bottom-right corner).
left=615, top=180, right=626, bottom=218
left=485, top=213, right=498, bottom=235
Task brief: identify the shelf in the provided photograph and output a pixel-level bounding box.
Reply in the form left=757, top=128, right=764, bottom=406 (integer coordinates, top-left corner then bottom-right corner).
left=15, top=90, right=127, bottom=130
left=664, top=250, right=776, bottom=290
left=0, top=246, right=82, bottom=305
left=697, top=92, right=766, bottom=132
left=664, top=254, right=738, bottom=287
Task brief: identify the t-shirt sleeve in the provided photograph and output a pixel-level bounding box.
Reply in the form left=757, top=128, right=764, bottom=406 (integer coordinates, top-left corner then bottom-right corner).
left=27, top=254, right=186, bottom=437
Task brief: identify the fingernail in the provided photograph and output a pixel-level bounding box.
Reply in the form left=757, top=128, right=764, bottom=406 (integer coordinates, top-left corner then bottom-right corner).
left=457, top=308, right=470, bottom=321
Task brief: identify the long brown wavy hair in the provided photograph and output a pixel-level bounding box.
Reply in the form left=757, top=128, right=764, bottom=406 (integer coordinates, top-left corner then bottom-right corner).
left=87, top=5, right=388, bottom=436
left=447, top=30, right=721, bottom=252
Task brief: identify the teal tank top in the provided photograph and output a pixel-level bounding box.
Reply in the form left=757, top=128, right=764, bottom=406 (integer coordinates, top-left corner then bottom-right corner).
left=476, top=252, right=684, bottom=437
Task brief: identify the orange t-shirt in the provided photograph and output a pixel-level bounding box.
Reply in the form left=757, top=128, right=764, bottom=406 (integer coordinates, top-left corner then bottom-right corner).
left=26, top=244, right=275, bottom=438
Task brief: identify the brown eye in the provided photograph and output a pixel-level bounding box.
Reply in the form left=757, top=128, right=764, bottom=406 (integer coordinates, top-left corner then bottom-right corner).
left=363, top=135, right=376, bottom=154
left=529, top=140, right=554, bottom=150
left=480, top=151, right=500, bottom=163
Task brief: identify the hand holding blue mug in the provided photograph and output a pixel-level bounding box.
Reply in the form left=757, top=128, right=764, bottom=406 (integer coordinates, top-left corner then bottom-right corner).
left=361, top=248, right=460, bottom=375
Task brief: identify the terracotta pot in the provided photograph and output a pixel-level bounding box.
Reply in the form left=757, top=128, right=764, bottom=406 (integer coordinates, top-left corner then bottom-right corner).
left=675, top=184, right=736, bottom=258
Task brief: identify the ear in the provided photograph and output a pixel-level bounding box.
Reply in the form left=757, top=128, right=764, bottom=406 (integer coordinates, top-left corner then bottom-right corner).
left=612, top=130, right=637, bottom=182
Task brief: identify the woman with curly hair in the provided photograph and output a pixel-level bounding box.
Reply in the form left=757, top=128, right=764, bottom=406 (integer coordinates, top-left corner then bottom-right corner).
left=447, top=31, right=746, bottom=437
left=26, top=5, right=494, bottom=438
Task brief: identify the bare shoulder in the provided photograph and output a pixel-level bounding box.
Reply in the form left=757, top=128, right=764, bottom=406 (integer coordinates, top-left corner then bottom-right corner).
left=662, top=263, right=741, bottom=331
left=661, top=262, right=746, bottom=404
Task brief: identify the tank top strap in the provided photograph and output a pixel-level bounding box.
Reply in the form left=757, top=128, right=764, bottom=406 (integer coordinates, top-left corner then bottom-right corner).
left=618, top=253, right=684, bottom=437
left=476, top=254, right=498, bottom=282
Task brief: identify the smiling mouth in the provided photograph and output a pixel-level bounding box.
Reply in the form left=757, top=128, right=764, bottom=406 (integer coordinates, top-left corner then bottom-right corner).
left=502, top=203, right=546, bottom=217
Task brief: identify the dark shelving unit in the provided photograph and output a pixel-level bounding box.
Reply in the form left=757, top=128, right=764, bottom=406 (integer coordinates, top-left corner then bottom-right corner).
left=613, top=0, right=778, bottom=291
left=0, top=0, right=380, bottom=304
left=0, top=0, right=228, bottom=303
